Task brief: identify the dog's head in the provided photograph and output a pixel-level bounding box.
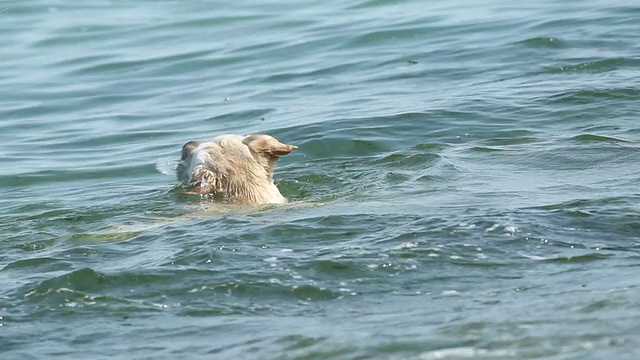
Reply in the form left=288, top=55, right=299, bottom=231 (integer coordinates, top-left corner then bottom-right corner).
left=243, top=134, right=298, bottom=159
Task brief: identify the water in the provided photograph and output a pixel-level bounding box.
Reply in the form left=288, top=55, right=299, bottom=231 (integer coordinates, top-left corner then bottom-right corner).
left=2, top=0, right=640, bottom=358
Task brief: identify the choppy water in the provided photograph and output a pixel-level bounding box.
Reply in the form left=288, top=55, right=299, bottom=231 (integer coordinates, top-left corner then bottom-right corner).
left=2, top=0, right=640, bottom=358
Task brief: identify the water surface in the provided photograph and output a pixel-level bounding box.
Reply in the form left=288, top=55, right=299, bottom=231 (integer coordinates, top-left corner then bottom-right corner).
left=2, top=0, right=640, bottom=358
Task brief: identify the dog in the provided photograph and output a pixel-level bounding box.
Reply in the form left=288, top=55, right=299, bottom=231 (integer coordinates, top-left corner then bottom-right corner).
left=176, top=134, right=298, bottom=204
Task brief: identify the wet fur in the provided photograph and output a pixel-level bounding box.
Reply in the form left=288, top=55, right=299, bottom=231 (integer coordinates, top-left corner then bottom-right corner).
left=176, top=134, right=297, bottom=204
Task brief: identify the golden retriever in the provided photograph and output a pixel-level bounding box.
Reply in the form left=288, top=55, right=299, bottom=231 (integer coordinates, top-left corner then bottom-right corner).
left=176, top=134, right=297, bottom=204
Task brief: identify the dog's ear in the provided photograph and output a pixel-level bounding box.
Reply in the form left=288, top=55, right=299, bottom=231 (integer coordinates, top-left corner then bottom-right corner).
left=244, top=135, right=298, bottom=157
left=270, top=143, right=298, bottom=156
left=181, top=141, right=202, bottom=160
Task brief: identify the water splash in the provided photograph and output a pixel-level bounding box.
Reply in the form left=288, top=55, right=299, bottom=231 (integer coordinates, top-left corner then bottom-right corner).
left=155, top=157, right=177, bottom=176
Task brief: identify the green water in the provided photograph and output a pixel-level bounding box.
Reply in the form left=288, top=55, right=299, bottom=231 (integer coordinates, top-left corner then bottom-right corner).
left=2, top=0, right=640, bottom=358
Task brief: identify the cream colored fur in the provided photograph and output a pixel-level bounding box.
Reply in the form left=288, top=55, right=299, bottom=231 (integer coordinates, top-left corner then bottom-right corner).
left=176, top=134, right=297, bottom=204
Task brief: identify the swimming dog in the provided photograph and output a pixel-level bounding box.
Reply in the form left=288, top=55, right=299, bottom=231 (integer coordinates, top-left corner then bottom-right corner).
left=176, top=134, right=297, bottom=204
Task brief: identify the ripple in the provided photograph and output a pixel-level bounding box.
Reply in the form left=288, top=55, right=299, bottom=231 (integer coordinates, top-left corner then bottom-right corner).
left=150, top=15, right=267, bottom=31
left=516, top=36, right=565, bottom=48
left=185, top=281, right=341, bottom=302
left=1, top=257, right=73, bottom=273
left=419, top=347, right=515, bottom=359
left=0, top=165, right=156, bottom=188
left=538, top=58, right=637, bottom=75
left=480, top=136, right=538, bottom=146
left=343, top=25, right=447, bottom=48
left=534, top=197, right=631, bottom=211
left=570, top=134, right=630, bottom=143
left=466, top=146, right=504, bottom=153
left=301, top=137, right=391, bottom=158
left=373, top=152, right=442, bottom=168
left=349, top=0, right=418, bottom=9
left=545, top=88, right=640, bottom=104
left=543, top=253, right=613, bottom=263
left=30, top=268, right=171, bottom=294
left=299, top=259, right=371, bottom=280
